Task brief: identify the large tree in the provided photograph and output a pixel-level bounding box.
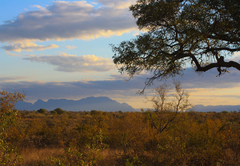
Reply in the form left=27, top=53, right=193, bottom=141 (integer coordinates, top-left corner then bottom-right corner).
left=111, top=0, right=240, bottom=90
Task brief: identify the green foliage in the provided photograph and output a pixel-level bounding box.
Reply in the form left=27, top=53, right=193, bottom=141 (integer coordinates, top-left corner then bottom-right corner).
left=0, top=91, right=25, bottom=114
left=90, top=110, right=102, bottom=115
left=53, top=108, right=66, bottom=115
left=0, top=110, right=23, bottom=166
left=50, top=110, right=57, bottom=115
left=125, top=156, right=145, bottom=166
left=0, top=91, right=25, bottom=165
left=37, top=108, right=48, bottom=114
left=112, top=0, right=240, bottom=88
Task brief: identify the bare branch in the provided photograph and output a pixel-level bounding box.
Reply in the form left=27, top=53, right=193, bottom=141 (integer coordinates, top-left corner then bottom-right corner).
left=147, top=82, right=192, bottom=133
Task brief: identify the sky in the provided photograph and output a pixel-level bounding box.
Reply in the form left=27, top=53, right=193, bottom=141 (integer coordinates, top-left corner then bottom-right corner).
left=1, top=0, right=240, bottom=109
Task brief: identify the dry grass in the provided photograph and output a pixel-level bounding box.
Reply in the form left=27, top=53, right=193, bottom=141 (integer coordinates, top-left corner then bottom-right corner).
left=97, top=149, right=125, bottom=166
left=20, top=147, right=132, bottom=166
left=20, top=147, right=64, bottom=166
left=7, top=111, right=240, bottom=165
left=20, top=147, right=125, bottom=166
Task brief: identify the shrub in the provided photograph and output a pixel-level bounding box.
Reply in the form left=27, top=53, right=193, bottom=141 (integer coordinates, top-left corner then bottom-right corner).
left=0, top=91, right=25, bottom=165
left=37, top=108, right=48, bottom=114
left=53, top=108, right=66, bottom=115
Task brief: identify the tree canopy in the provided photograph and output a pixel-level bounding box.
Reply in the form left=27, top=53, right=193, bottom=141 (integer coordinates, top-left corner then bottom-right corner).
left=111, top=0, right=240, bottom=89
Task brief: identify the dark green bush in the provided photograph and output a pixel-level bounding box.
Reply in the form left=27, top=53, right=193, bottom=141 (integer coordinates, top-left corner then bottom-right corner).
left=53, top=108, right=66, bottom=114
left=37, top=108, right=48, bottom=114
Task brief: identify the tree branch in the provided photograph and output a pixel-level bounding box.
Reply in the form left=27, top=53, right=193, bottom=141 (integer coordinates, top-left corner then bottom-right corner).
left=196, top=61, right=240, bottom=72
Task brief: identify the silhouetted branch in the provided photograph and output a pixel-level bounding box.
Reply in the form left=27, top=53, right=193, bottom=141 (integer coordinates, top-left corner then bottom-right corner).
left=196, top=61, right=240, bottom=72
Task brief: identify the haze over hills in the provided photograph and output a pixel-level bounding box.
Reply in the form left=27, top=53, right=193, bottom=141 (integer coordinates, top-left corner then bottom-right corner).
left=144, top=105, right=240, bottom=112
left=15, top=96, right=240, bottom=112
left=15, top=96, right=135, bottom=112
left=192, top=105, right=240, bottom=112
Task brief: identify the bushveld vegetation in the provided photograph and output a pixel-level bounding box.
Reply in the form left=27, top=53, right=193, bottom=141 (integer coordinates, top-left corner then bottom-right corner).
left=1, top=89, right=240, bottom=165
left=2, top=107, right=240, bottom=165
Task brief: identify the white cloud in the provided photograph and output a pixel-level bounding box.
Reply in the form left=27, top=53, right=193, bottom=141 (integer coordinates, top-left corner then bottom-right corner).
left=228, top=52, right=240, bottom=63
left=23, top=53, right=116, bottom=72
left=66, top=45, right=77, bottom=50
left=1, top=41, right=59, bottom=52
left=0, top=1, right=137, bottom=43
left=95, top=0, right=136, bottom=9
left=6, top=52, right=18, bottom=56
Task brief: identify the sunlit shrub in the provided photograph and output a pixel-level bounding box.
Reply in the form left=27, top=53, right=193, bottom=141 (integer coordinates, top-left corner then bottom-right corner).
left=0, top=91, right=25, bottom=165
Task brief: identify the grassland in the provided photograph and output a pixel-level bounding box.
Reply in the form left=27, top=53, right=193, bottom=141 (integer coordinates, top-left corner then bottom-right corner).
left=1, top=109, right=240, bottom=165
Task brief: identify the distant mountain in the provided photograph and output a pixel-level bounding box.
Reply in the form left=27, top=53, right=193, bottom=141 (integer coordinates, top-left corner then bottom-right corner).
left=138, top=105, right=240, bottom=112
left=15, top=96, right=135, bottom=112
left=192, top=105, right=240, bottom=112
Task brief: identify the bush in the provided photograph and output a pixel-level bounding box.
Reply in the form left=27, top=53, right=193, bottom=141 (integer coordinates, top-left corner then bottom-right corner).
left=53, top=108, right=66, bottom=115
left=0, top=91, right=25, bottom=165
left=37, top=108, right=48, bottom=114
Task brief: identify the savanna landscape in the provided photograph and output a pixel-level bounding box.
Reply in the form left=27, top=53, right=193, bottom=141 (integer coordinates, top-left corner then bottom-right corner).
left=1, top=0, right=240, bottom=165
left=1, top=85, right=240, bottom=166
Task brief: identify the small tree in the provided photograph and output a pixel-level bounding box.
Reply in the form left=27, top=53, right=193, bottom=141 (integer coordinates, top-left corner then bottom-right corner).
left=147, top=82, right=192, bottom=133
left=0, top=90, right=25, bottom=114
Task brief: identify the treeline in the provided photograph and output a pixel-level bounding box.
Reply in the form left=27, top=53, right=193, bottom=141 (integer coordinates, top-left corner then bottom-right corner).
left=2, top=109, right=240, bottom=165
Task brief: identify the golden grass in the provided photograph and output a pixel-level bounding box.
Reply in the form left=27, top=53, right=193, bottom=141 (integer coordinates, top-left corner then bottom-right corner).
left=20, top=147, right=128, bottom=166
left=20, top=147, right=64, bottom=166
left=98, top=149, right=124, bottom=166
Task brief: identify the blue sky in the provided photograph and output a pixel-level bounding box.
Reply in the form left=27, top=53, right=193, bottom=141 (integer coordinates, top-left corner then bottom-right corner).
left=1, top=0, right=240, bottom=109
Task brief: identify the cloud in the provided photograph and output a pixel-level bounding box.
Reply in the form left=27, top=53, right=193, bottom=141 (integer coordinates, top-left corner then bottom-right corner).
left=0, top=72, right=148, bottom=103
left=66, top=45, right=77, bottom=50
left=176, top=68, right=240, bottom=89
left=110, top=67, right=240, bottom=90
left=6, top=52, right=18, bottom=56
left=0, top=76, right=33, bottom=82
left=228, top=52, right=240, bottom=62
left=95, top=0, right=137, bottom=9
left=0, top=1, right=137, bottom=43
left=1, top=69, right=240, bottom=106
left=0, top=78, right=144, bottom=102
left=23, top=53, right=116, bottom=72
left=1, top=41, right=59, bottom=52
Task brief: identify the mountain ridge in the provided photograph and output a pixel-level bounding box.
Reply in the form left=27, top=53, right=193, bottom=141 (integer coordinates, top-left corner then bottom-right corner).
left=15, top=96, right=135, bottom=112
left=15, top=97, right=240, bottom=112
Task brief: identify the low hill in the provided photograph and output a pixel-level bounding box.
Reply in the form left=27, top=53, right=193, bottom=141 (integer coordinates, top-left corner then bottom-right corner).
left=193, top=105, right=240, bottom=112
